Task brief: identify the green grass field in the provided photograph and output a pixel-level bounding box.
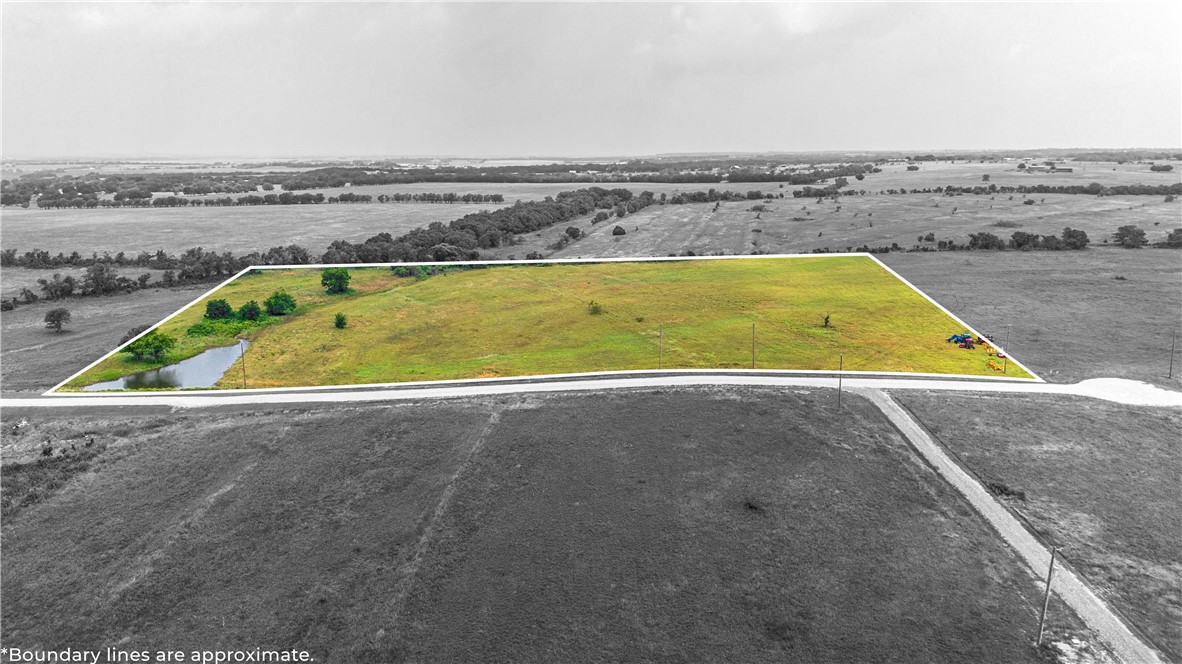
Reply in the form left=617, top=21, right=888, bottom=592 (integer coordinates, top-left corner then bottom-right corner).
left=63, top=256, right=1033, bottom=390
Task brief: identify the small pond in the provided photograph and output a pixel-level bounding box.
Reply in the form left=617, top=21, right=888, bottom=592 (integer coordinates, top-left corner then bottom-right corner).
left=83, top=341, right=249, bottom=391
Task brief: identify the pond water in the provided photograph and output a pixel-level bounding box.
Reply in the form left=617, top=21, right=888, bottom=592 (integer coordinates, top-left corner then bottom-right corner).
left=83, top=341, right=249, bottom=391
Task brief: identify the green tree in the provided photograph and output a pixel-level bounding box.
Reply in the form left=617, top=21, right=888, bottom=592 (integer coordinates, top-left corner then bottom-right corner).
left=263, top=290, right=297, bottom=315
left=238, top=300, right=262, bottom=321
left=205, top=299, right=233, bottom=319
left=43, top=308, right=71, bottom=333
left=1113, top=225, right=1147, bottom=248
left=122, top=330, right=176, bottom=360
left=321, top=267, right=351, bottom=294
left=334, top=312, right=348, bottom=329
left=1165, top=228, right=1182, bottom=248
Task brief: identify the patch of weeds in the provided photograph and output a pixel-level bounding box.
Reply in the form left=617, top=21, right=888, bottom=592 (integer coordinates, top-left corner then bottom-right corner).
left=993, top=220, right=1022, bottom=228
left=986, top=480, right=1027, bottom=501
left=742, top=497, right=767, bottom=514
left=1113, top=275, right=1127, bottom=281
left=2, top=441, right=108, bottom=519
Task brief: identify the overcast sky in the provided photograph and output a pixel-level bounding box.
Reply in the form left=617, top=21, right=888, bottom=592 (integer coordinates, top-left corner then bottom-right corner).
left=3, top=2, right=1179, bottom=158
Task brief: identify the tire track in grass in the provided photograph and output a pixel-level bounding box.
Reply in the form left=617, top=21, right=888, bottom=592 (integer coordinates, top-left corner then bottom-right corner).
left=857, top=388, right=1167, bottom=664
left=371, top=403, right=512, bottom=649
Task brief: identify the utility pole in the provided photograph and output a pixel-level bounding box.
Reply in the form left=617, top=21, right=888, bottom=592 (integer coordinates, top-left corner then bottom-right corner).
left=1036, top=547, right=1060, bottom=646
left=658, top=323, right=663, bottom=370
left=751, top=322, right=756, bottom=369
left=238, top=339, right=247, bottom=389
left=837, top=353, right=843, bottom=409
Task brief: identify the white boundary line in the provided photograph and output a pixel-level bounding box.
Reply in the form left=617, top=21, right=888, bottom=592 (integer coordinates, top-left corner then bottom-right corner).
left=866, top=253, right=1043, bottom=381
left=46, top=253, right=1042, bottom=396
left=43, top=266, right=256, bottom=394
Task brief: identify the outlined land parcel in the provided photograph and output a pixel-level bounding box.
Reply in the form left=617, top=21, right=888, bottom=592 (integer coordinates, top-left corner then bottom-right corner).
left=59, top=254, right=1038, bottom=392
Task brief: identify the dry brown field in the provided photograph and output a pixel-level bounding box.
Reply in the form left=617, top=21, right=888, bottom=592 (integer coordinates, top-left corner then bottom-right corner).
left=896, top=391, right=1182, bottom=661
left=1, top=389, right=1105, bottom=663
left=0, top=203, right=491, bottom=256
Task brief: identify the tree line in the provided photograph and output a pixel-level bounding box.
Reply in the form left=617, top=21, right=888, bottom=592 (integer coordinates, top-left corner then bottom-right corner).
left=794, top=182, right=1182, bottom=198
left=18, top=190, right=509, bottom=209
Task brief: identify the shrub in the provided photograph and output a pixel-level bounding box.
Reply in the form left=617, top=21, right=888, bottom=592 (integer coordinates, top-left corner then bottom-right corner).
left=334, top=313, right=347, bottom=329
left=968, top=232, right=1006, bottom=251
left=205, top=299, right=233, bottom=320
left=1061, top=227, right=1090, bottom=250
left=1022, top=199, right=1035, bottom=206
left=122, top=330, right=176, bottom=360
left=565, top=226, right=582, bottom=240
left=321, top=267, right=351, bottom=294
left=120, top=325, right=152, bottom=344
left=1150, top=164, right=1174, bottom=172
left=238, top=300, right=262, bottom=321
left=44, top=308, right=71, bottom=333
left=587, top=301, right=604, bottom=315
left=1113, top=225, right=1148, bottom=248
left=612, top=226, right=626, bottom=236
left=263, top=290, right=297, bottom=315
left=1165, top=228, right=1182, bottom=248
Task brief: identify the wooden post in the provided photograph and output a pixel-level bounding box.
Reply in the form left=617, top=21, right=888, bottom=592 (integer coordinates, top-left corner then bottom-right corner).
left=1003, top=326, right=1011, bottom=374
left=238, top=340, right=247, bottom=389
left=1036, top=547, right=1059, bottom=646
left=837, top=353, right=843, bottom=409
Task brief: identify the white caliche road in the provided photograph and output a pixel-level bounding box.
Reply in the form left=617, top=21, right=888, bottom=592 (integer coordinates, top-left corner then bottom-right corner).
left=858, top=388, right=1171, bottom=664
left=3, top=374, right=1181, bottom=409
left=2, top=374, right=1178, bottom=663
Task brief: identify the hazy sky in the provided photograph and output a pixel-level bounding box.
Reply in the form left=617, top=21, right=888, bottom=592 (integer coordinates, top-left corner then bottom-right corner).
left=3, top=2, right=1179, bottom=158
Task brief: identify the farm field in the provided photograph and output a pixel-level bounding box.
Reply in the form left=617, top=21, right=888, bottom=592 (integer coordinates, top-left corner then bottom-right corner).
left=855, top=160, right=1180, bottom=191
left=896, top=391, right=1182, bottom=661
left=0, top=202, right=492, bottom=257
left=490, top=193, right=1181, bottom=261
left=5, top=160, right=1177, bottom=262
left=0, top=389, right=1107, bottom=662
left=64, top=256, right=1035, bottom=391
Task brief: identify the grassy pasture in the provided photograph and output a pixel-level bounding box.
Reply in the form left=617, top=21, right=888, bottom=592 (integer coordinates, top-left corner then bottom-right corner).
left=880, top=250, right=1182, bottom=389
left=0, top=389, right=1104, bottom=662
left=485, top=193, right=1180, bottom=262
left=860, top=160, right=1180, bottom=191
left=0, top=285, right=207, bottom=395
left=62, top=268, right=405, bottom=387
left=64, top=256, right=1034, bottom=390
left=896, top=391, right=1182, bottom=661
left=0, top=203, right=492, bottom=256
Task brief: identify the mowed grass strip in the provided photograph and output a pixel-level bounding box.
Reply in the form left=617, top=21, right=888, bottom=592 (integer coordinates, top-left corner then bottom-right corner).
left=69, top=256, right=1032, bottom=390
